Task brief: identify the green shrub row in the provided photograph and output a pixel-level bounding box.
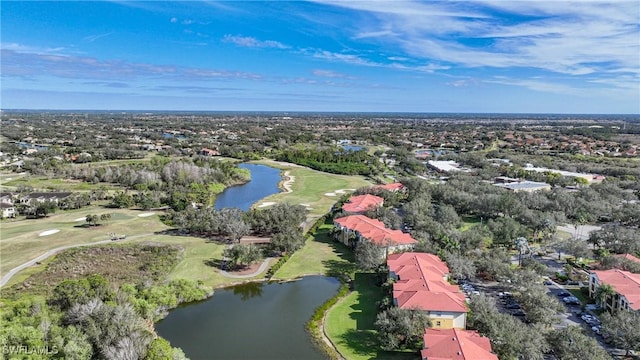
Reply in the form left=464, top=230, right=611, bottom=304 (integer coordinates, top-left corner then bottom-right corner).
left=305, top=283, right=350, bottom=360
left=265, top=254, right=290, bottom=278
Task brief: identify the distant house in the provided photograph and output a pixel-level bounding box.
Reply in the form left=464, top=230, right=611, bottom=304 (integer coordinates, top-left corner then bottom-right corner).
left=1, top=203, right=16, bottom=218
left=388, top=252, right=467, bottom=329
left=200, top=148, right=220, bottom=156
left=589, top=269, right=640, bottom=313
left=421, top=328, right=498, bottom=360
left=19, top=192, right=73, bottom=206
left=0, top=192, right=16, bottom=205
left=333, top=215, right=417, bottom=255
left=427, top=160, right=468, bottom=173
left=493, top=179, right=551, bottom=192
left=342, top=194, right=384, bottom=213
left=374, top=182, right=406, bottom=192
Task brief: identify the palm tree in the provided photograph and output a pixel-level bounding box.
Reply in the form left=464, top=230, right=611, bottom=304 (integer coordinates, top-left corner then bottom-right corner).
left=595, top=284, right=615, bottom=310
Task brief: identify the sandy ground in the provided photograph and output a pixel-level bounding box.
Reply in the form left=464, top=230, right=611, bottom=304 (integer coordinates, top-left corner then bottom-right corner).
left=137, top=212, right=156, bottom=217
left=39, top=229, right=60, bottom=236
left=281, top=171, right=295, bottom=193
left=258, top=201, right=276, bottom=208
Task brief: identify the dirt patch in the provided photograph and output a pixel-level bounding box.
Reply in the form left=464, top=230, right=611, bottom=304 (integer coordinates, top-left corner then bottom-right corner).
left=226, top=263, right=261, bottom=275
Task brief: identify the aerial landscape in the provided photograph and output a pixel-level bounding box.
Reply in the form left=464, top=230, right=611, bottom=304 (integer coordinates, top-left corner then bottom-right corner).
left=1, top=1, right=639, bottom=360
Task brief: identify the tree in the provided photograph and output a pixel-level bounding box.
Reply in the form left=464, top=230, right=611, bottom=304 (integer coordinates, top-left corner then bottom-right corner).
left=100, top=213, right=112, bottom=225
left=443, top=251, right=476, bottom=281
left=374, top=307, right=431, bottom=351
left=600, top=310, right=640, bottom=356
left=270, top=230, right=305, bottom=254
left=594, top=283, right=615, bottom=309
left=224, top=244, right=263, bottom=268
left=355, top=240, right=384, bottom=271
left=110, top=192, right=134, bottom=208
left=86, top=214, right=99, bottom=227
left=547, top=326, right=611, bottom=360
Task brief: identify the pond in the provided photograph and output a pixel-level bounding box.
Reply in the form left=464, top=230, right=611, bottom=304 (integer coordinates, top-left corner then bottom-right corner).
left=214, top=163, right=282, bottom=211
left=156, top=276, right=340, bottom=360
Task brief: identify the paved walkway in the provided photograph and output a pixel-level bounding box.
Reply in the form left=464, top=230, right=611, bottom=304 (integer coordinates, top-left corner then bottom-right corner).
left=0, top=233, right=153, bottom=288
left=219, top=257, right=274, bottom=278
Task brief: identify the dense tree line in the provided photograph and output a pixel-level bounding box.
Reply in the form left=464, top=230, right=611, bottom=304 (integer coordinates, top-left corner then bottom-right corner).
left=1, top=274, right=210, bottom=360
left=275, top=148, right=380, bottom=175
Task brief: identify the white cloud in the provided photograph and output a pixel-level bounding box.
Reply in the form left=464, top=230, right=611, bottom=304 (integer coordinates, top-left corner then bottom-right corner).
left=311, top=0, right=639, bottom=91
left=223, top=35, right=289, bottom=49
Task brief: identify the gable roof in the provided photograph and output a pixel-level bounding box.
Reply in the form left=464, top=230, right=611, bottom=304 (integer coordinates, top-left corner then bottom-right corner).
left=342, top=194, right=384, bottom=213
left=395, top=289, right=467, bottom=312
left=334, top=215, right=417, bottom=246
left=388, top=252, right=467, bottom=313
left=422, top=328, right=498, bottom=360
left=592, top=269, right=640, bottom=310
left=388, top=252, right=450, bottom=281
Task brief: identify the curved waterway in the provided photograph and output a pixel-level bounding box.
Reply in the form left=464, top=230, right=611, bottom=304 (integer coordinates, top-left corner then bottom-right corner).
left=214, top=163, right=282, bottom=211
left=159, top=163, right=339, bottom=359
left=156, top=276, right=340, bottom=360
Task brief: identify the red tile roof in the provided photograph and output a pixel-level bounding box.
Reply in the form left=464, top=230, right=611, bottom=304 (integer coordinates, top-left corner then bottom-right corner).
left=334, top=215, right=417, bottom=246
left=421, top=328, right=498, bottom=360
left=593, top=269, right=640, bottom=310
left=615, top=253, right=640, bottom=264
left=375, top=182, right=405, bottom=192
left=342, top=194, right=384, bottom=213
left=388, top=252, right=467, bottom=313
left=388, top=252, right=450, bottom=281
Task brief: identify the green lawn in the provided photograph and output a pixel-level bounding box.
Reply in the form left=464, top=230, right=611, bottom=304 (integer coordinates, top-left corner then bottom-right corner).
left=272, top=224, right=357, bottom=280
left=568, top=287, right=593, bottom=305
left=249, top=159, right=373, bottom=217
left=3, top=176, right=121, bottom=192
left=325, top=273, right=415, bottom=360
left=0, top=206, right=169, bottom=278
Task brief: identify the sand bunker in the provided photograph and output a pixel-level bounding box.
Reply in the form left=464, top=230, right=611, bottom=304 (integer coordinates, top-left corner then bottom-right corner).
left=281, top=171, right=295, bottom=193
left=138, top=212, right=156, bottom=217
left=300, top=203, right=311, bottom=207
left=74, top=217, right=87, bottom=222
left=324, top=192, right=336, bottom=197
left=258, top=202, right=276, bottom=208
left=39, top=229, right=60, bottom=237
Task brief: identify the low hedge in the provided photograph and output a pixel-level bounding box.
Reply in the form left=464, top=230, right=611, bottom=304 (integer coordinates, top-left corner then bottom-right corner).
left=306, top=283, right=350, bottom=360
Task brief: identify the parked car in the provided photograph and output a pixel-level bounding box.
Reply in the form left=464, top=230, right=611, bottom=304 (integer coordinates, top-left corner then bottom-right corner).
left=563, top=296, right=580, bottom=305
left=557, top=291, right=571, bottom=297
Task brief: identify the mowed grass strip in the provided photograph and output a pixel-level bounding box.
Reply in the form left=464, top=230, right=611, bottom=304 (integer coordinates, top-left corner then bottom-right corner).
left=272, top=224, right=357, bottom=280
left=249, top=159, right=373, bottom=217
left=325, top=273, right=415, bottom=360
left=0, top=207, right=166, bottom=276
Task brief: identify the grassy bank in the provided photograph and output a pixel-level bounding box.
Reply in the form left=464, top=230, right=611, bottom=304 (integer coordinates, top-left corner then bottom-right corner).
left=272, top=223, right=357, bottom=280
left=249, top=159, right=373, bottom=217
left=324, top=273, right=415, bottom=360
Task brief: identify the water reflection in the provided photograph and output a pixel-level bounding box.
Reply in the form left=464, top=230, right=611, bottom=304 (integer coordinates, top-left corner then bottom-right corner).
left=232, top=281, right=265, bottom=301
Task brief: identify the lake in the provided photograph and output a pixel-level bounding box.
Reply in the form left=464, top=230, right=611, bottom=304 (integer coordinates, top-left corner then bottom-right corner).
left=156, top=276, right=340, bottom=360
left=214, top=163, right=282, bottom=211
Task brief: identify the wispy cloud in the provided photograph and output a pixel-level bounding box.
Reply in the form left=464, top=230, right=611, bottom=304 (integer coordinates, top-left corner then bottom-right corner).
left=223, top=35, right=289, bottom=49
left=312, top=0, right=639, bottom=89
left=1, top=48, right=262, bottom=82
left=312, top=69, right=355, bottom=79
left=83, top=32, right=113, bottom=43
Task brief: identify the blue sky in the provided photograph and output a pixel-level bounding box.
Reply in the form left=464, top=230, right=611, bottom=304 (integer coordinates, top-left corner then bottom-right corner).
left=2, top=1, right=639, bottom=113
